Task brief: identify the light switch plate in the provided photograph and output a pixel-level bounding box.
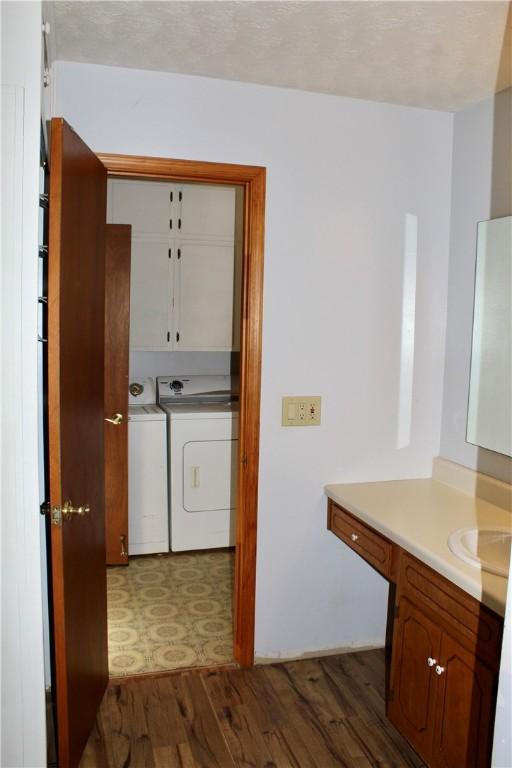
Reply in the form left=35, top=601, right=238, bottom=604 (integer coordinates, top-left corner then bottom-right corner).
left=282, top=396, right=321, bottom=426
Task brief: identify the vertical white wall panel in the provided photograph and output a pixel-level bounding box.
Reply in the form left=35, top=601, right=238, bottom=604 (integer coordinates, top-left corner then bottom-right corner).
left=1, top=3, right=46, bottom=766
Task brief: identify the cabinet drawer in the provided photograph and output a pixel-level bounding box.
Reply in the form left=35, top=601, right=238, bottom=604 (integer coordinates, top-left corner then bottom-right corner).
left=398, top=552, right=503, bottom=670
left=328, top=500, right=393, bottom=579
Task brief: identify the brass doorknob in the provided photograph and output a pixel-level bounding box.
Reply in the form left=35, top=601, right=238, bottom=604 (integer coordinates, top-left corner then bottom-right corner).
left=61, top=500, right=90, bottom=521
left=105, top=413, right=124, bottom=425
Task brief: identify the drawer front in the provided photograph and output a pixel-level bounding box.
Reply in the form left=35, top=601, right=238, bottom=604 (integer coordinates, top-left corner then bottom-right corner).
left=398, top=552, right=503, bottom=670
left=328, top=500, right=393, bottom=579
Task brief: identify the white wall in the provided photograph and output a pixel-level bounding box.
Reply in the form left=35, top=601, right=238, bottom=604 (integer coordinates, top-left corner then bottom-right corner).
left=1, top=3, right=47, bottom=766
left=54, top=61, right=453, bottom=657
left=440, top=89, right=512, bottom=483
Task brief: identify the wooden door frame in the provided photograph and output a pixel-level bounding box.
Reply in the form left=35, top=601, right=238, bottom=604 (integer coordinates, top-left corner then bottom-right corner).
left=97, top=153, right=265, bottom=667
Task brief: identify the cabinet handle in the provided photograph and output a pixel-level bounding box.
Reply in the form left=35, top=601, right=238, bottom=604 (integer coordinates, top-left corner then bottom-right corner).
left=351, top=533, right=359, bottom=542
left=435, top=665, right=445, bottom=676
left=427, top=657, right=437, bottom=667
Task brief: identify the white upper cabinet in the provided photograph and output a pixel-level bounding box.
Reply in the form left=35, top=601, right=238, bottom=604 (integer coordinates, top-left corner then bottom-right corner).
left=129, top=237, right=172, bottom=350
left=107, top=179, right=239, bottom=352
left=175, top=242, right=235, bottom=350
left=108, top=179, right=175, bottom=235
left=178, top=185, right=236, bottom=241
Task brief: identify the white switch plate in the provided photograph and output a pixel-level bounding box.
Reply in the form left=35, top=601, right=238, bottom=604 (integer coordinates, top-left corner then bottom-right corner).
left=282, top=396, right=321, bottom=426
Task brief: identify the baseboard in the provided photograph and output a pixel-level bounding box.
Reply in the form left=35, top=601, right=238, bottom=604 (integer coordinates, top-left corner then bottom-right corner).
left=254, top=642, right=384, bottom=665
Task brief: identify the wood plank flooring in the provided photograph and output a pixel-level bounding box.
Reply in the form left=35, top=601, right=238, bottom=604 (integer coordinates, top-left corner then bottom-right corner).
left=80, top=649, right=425, bottom=767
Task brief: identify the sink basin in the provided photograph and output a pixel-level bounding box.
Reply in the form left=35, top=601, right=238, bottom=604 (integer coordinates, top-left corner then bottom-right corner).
left=448, top=527, right=512, bottom=577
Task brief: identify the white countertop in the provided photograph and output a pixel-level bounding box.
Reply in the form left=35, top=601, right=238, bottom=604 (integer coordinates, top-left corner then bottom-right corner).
left=325, top=478, right=511, bottom=616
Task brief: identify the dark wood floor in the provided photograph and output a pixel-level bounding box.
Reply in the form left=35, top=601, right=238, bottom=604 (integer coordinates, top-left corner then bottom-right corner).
left=80, top=649, right=425, bottom=767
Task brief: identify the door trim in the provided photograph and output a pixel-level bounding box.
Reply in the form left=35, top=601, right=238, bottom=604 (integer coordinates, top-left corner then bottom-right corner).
left=97, top=153, right=265, bottom=666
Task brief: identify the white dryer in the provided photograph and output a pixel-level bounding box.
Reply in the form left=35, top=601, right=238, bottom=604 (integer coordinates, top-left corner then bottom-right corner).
left=157, top=376, right=238, bottom=552
left=128, top=377, right=168, bottom=555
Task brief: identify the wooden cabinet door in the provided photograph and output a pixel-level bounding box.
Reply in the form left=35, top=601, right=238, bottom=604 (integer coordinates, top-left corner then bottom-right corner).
left=389, top=597, right=441, bottom=762
left=432, top=633, right=497, bottom=768
left=129, top=236, right=173, bottom=350
left=175, top=241, right=235, bottom=350
left=179, top=183, right=236, bottom=240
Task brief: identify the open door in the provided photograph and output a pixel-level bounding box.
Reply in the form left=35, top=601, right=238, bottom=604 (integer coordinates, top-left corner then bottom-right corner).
left=47, top=118, right=108, bottom=768
left=104, top=224, right=131, bottom=564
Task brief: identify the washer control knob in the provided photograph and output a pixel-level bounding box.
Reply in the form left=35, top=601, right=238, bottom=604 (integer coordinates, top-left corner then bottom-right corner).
left=171, top=379, right=183, bottom=392
left=129, top=382, right=143, bottom=397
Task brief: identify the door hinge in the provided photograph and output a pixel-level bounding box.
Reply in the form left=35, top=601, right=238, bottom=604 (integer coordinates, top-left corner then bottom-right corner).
left=168, top=248, right=171, bottom=259
left=167, top=332, right=170, bottom=342
left=394, top=605, right=400, bottom=619
left=177, top=248, right=181, bottom=259
left=169, top=219, right=173, bottom=230
left=39, top=245, right=48, bottom=258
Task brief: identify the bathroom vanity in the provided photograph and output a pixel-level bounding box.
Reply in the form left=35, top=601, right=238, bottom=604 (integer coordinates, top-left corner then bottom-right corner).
left=325, top=461, right=511, bottom=768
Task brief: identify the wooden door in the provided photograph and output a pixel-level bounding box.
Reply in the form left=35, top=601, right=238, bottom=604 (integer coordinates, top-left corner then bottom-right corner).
left=104, top=225, right=131, bottom=565
left=432, top=633, right=497, bottom=768
left=48, top=118, right=108, bottom=768
left=388, top=597, right=441, bottom=762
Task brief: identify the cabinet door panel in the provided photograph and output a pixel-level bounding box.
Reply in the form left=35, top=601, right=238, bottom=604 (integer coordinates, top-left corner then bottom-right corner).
left=179, top=184, right=235, bottom=240
left=432, top=633, right=497, bottom=768
left=108, top=179, right=173, bottom=235
left=130, top=237, right=171, bottom=349
left=176, top=241, right=234, bottom=350
left=389, top=598, right=441, bottom=761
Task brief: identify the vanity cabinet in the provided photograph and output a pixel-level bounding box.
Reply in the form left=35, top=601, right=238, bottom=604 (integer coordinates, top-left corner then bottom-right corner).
left=327, top=499, right=503, bottom=768
left=389, top=552, right=501, bottom=768
left=389, top=597, right=497, bottom=767
left=107, top=179, right=237, bottom=351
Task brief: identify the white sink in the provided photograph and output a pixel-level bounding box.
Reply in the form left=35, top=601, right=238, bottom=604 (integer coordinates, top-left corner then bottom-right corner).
left=448, top=527, right=512, bottom=577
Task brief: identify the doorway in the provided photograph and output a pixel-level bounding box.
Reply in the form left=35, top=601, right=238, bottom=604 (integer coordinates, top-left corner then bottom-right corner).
left=105, top=175, right=241, bottom=676
left=99, top=152, right=265, bottom=671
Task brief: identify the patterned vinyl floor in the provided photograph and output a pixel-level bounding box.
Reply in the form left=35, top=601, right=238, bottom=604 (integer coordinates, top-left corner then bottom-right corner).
left=107, top=549, right=235, bottom=677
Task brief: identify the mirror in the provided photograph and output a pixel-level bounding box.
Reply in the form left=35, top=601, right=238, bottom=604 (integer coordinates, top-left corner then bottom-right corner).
left=467, top=216, right=512, bottom=457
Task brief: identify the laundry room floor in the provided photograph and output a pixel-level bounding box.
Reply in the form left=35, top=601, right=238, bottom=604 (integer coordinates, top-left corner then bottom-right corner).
left=106, top=549, right=235, bottom=677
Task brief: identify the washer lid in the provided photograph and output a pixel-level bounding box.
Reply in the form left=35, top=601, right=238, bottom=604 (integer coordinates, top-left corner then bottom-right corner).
left=128, top=404, right=166, bottom=421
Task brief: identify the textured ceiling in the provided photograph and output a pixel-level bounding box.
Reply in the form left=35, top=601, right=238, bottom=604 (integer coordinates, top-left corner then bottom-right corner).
left=51, top=1, right=512, bottom=112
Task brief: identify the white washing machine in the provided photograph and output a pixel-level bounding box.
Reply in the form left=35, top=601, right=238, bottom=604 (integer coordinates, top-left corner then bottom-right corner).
left=128, top=377, right=169, bottom=555
left=157, top=376, right=239, bottom=552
